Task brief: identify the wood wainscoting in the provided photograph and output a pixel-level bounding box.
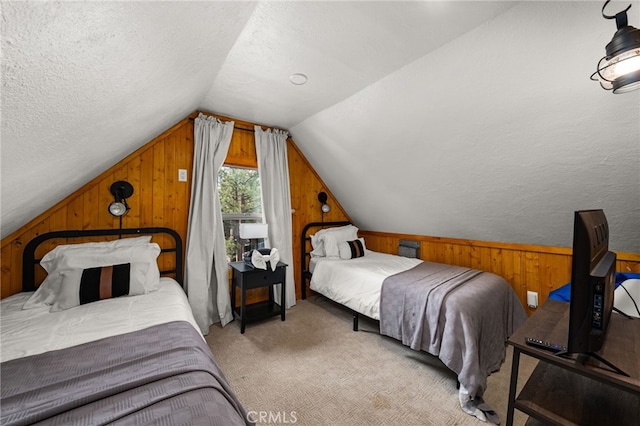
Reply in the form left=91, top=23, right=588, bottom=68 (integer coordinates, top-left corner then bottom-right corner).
left=359, top=230, right=640, bottom=316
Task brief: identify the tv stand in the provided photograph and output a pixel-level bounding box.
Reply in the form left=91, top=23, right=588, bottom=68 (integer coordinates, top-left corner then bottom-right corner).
left=507, top=300, right=640, bottom=425
left=558, top=351, right=630, bottom=377
left=553, top=350, right=630, bottom=377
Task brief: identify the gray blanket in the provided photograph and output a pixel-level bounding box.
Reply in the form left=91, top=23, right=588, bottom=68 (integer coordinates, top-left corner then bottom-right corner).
left=380, top=261, right=526, bottom=398
left=1, top=321, right=251, bottom=426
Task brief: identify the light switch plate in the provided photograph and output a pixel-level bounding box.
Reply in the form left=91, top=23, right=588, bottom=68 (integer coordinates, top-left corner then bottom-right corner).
left=178, top=169, right=187, bottom=182
left=527, top=291, right=538, bottom=308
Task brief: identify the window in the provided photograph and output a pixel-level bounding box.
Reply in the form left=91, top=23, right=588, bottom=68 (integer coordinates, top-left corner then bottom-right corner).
left=219, top=166, right=264, bottom=262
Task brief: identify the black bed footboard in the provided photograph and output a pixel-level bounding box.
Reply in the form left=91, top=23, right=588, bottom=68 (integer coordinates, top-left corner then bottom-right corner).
left=300, top=221, right=351, bottom=299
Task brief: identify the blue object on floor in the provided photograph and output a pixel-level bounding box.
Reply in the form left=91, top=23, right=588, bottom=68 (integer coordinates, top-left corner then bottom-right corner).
left=548, top=272, right=640, bottom=303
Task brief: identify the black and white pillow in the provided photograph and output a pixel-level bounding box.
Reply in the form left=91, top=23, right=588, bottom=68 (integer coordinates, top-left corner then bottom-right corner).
left=338, top=238, right=367, bottom=260
left=51, top=262, right=149, bottom=312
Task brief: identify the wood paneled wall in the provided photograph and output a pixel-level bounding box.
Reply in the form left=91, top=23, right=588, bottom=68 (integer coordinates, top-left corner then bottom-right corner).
left=3, top=110, right=638, bottom=316
left=359, top=230, right=640, bottom=316
left=0, top=111, right=351, bottom=302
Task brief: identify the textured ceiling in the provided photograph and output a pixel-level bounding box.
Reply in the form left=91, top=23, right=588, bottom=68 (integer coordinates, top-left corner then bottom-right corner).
left=200, top=1, right=517, bottom=128
left=1, top=0, right=256, bottom=237
left=2, top=1, right=639, bottom=252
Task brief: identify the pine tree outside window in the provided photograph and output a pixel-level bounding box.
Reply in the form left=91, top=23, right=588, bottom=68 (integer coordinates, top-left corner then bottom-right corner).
left=219, top=166, right=264, bottom=262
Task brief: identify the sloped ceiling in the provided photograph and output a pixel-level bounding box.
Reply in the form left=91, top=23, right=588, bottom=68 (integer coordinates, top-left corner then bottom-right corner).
left=2, top=1, right=639, bottom=252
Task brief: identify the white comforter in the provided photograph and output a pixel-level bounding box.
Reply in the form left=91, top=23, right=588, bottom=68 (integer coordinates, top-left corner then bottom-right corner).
left=1, top=278, right=200, bottom=363
left=310, top=251, right=422, bottom=320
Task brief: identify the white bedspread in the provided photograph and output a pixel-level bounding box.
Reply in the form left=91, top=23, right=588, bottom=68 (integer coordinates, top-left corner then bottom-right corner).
left=310, top=251, right=422, bottom=320
left=1, top=278, right=200, bottom=363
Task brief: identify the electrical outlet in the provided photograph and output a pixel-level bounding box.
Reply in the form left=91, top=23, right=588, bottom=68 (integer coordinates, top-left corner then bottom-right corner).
left=178, top=169, right=187, bottom=182
left=527, top=291, right=538, bottom=309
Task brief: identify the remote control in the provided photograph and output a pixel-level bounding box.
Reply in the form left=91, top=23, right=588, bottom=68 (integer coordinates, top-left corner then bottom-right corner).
left=525, top=337, right=567, bottom=353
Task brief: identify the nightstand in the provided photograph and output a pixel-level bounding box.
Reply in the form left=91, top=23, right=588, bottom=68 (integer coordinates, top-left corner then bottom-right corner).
left=229, top=261, right=287, bottom=333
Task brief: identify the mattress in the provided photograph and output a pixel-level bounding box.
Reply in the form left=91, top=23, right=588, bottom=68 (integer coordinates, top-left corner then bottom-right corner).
left=310, top=251, right=422, bottom=319
left=1, top=277, right=200, bottom=362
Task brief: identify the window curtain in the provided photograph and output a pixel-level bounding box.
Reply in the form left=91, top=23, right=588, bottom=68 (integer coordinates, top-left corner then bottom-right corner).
left=254, top=126, right=296, bottom=308
left=184, top=113, right=235, bottom=335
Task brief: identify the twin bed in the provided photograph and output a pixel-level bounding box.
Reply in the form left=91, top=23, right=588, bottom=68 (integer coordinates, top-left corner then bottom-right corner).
left=301, top=222, right=527, bottom=423
left=1, top=228, right=250, bottom=426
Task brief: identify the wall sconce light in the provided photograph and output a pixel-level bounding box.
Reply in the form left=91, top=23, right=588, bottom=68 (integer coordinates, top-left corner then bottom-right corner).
left=108, top=181, right=134, bottom=217
left=318, top=192, right=331, bottom=221
left=591, top=1, right=640, bottom=93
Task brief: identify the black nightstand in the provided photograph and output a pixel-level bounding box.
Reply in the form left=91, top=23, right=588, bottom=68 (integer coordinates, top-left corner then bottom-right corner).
left=229, top=261, right=287, bottom=333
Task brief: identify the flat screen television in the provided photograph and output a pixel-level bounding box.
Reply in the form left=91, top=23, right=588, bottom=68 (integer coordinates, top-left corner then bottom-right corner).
left=566, top=209, right=625, bottom=375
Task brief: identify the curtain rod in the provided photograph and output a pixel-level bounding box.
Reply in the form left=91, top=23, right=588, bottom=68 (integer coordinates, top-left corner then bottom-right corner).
left=233, top=126, right=255, bottom=133
left=188, top=116, right=255, bottom=133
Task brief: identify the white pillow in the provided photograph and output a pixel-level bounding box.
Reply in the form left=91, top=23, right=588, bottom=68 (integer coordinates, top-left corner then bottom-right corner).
left=321, top=225, right=358, bottom=241
left=321, top=234, right=340, bottom=258
left=22, top=273, right=61, bottom=309
left=40, top=236, right=152, bottom=273
left=310, top=234, right=325, bottom=257
left=338, top=238, right=367, bottom=260
left=51, top=262, right=149, bottom=312
left=23, top=241, right=160, bottom=310
left=310, top=225, right=359, bottom=257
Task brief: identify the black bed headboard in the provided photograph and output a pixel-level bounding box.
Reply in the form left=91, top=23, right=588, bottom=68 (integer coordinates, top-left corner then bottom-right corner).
left=300, top=221, right=351, bottom=299
left=22, top=227, right=183, bottom=292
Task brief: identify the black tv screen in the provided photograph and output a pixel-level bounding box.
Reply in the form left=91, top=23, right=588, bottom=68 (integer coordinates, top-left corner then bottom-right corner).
left=567, top=209, right=617, bottom=354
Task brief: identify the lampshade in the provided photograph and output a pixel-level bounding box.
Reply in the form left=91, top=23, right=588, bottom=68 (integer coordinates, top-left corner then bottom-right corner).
left=239, top=223, right=269, bottom=239
left=591, top=1, right=640, bottom=93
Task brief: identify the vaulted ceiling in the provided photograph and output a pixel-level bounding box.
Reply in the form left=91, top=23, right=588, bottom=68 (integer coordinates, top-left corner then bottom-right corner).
left=2, top=1, right=639, bottom=252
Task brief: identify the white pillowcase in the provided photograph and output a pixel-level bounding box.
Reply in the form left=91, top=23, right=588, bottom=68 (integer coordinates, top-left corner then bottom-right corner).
left=39, top=236, right=152, bottom=273
left=310, top=234, right=326, bottom=257
left=22, top=273, right=61, bottom=309
left=320, top=234, right=340, bottom=258
left=23, top=238, right=160, bottom=310
left=310, top=225, right=359, bottom=258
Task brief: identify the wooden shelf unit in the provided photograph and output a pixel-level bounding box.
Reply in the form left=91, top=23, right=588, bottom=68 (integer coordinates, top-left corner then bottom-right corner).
left=506, top=300, right=640, bottom=426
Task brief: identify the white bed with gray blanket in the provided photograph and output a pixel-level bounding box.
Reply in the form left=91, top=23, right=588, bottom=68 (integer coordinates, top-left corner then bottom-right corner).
left=303, top=222, right=527, bottom=424
left=1, top=228, right=251, bottom=426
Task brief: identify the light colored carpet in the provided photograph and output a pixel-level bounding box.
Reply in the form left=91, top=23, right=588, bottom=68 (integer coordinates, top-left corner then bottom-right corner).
left=206, top=297, right=537, bottom=426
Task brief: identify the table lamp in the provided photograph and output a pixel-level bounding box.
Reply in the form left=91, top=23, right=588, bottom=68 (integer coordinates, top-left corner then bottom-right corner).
left=239, top=223, right=269, bottom=264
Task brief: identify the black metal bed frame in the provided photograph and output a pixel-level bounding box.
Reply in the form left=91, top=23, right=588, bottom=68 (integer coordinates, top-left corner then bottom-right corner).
left=300, top=221, right=375, bottom=331
left=22, top=227, right=183, bottom=292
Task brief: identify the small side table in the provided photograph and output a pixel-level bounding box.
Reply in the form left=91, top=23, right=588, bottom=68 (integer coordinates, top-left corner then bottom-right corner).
left=229, top=261, right=287, bottom=334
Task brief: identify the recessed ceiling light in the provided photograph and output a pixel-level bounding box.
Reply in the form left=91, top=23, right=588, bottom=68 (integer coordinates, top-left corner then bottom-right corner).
left=289, top=73, right=308, bottom=85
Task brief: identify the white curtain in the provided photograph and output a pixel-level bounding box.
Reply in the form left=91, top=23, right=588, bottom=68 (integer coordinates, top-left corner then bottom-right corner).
left=255, top=126, right=296, bottom=308
left=184, top=113, right=235, bottom=335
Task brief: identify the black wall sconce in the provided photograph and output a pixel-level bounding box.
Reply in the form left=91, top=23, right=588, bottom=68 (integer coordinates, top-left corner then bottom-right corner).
left=318, top=191, right=331, bottom=221
left=591, top=1, right=640, bottom=93
left=108, top=181, right=134, bottom=218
